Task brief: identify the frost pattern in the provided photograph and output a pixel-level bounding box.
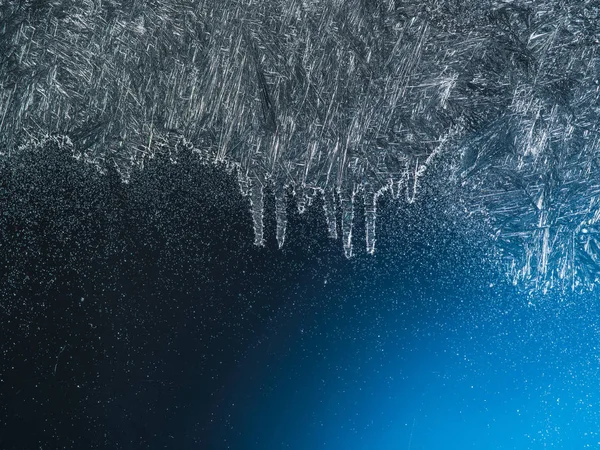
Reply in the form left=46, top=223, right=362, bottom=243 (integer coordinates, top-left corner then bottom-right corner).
left=2, top=1, right=600, bottom=291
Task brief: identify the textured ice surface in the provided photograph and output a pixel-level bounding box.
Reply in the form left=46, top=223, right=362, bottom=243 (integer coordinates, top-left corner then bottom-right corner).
left=2, top=0, right=600, bottom=292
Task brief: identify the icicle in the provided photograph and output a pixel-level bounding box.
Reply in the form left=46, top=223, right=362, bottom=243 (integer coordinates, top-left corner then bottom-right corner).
left=250, top=180, right=264, bottom=246
left=364, top=184, right=377, bottom=255
left=296, top=185, right=306, bottom=214
left=341, top=189, right=354, bottom=258
left=275, top=187, right=287, bottom=248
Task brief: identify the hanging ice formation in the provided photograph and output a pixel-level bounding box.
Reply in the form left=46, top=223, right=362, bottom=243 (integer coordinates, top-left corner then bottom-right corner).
left=2, top=1, right=600, bottom=291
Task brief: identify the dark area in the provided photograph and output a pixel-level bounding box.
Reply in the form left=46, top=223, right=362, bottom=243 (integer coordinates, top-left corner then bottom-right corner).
left=5, top=146, right=597, bottom=450
left=0, top=145, right=489, bottom=449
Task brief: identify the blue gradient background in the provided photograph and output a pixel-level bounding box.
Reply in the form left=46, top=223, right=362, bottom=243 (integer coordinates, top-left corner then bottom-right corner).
left=2, top=153, right=600, bottom=449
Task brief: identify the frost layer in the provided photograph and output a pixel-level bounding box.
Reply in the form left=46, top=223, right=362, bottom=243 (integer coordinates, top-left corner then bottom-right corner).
left=2, top=1, right=600, bottom=291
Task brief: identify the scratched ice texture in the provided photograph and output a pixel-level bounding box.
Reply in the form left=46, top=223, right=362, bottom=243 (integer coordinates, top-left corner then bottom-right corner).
left=1, top=1, right=600, bottom=292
